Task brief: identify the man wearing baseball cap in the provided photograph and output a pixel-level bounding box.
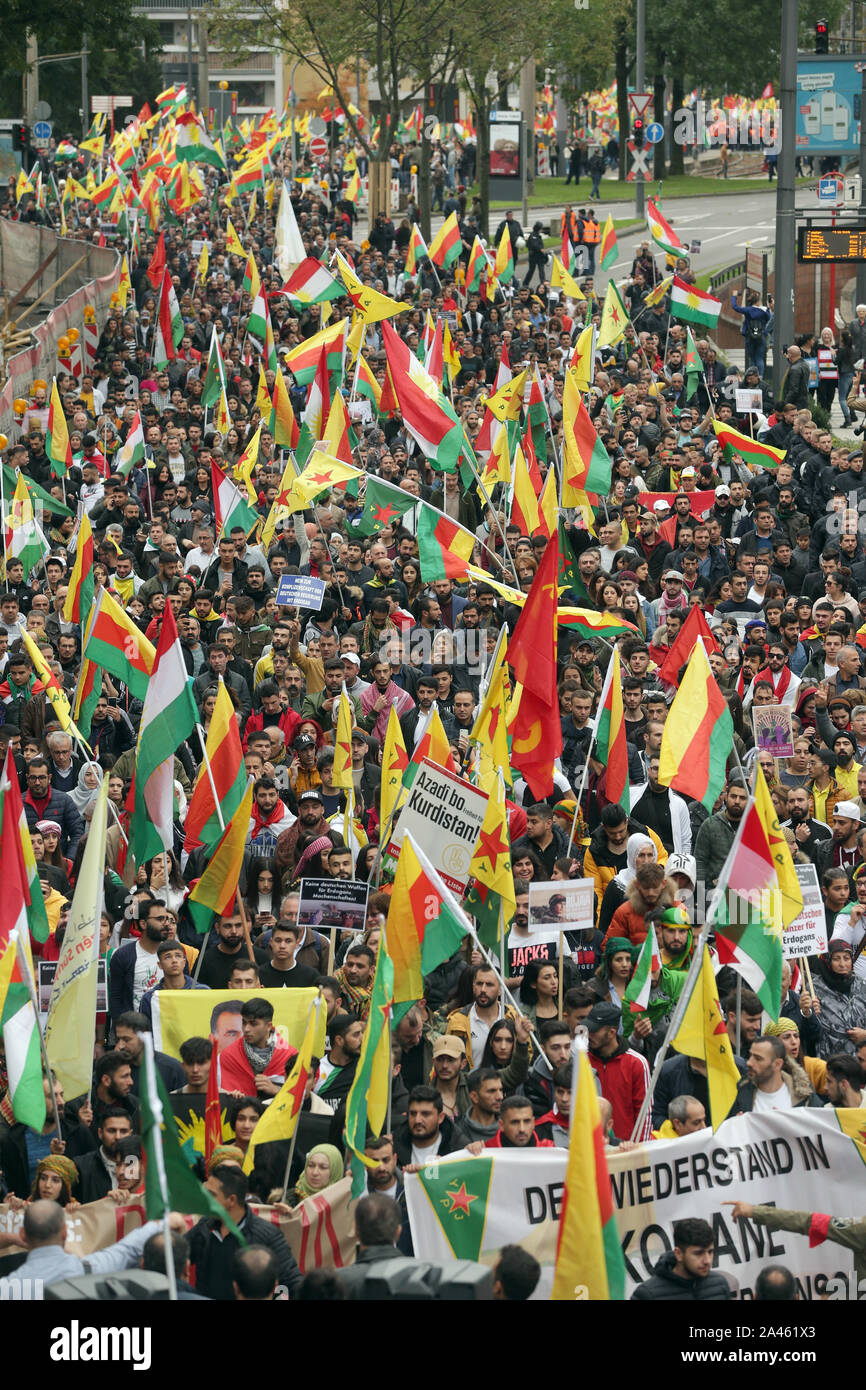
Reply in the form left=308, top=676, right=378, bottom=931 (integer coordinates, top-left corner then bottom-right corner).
left=275, top=786, right=344, bottom=879
left=431, top=1035, right=470, bottom=1121
left=586, top=1001, right=653, bottom=1140
left=814, top=801, right=862, bottom=878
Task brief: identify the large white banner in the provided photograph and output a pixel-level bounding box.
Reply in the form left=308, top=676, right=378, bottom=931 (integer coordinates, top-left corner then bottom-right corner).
left=405, top=1109, right=866, bottom=1299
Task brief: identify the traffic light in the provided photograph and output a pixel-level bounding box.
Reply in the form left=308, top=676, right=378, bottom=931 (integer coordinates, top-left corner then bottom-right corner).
left=632, top=117, right=645, bottom=148
left=11, top=123, right=29, bottom=151
left=815, top=19, right=829, bottom=53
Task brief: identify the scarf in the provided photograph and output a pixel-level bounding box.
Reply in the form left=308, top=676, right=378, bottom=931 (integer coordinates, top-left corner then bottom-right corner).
left=293, top=1144, right=344, bottom=1203
left=207, top=1143, right=246, bottom=1175
left=244, top=1033, right=276, bottom=1074
left=755, top=662, right=794, bottom=703
left=335, top=967, right=372, bottom=1021
left=30, top=1154, right=78, bottom=1202
left=293, top=834, right=333, bottom=881
left=249, top=798, right=288, bottom=839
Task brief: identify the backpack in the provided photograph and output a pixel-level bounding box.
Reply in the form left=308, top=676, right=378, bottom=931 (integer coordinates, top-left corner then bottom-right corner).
left=747, top=313, right=765, bottom=342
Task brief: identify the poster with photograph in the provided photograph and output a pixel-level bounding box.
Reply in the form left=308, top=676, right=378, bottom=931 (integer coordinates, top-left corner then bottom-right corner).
left=298, top=877, right=369, bottom=933
left=527, top=878, right=595, bottom=933
left=490, top=122, right=521, bottom=177
left=752, top=703, right=794, bottom=759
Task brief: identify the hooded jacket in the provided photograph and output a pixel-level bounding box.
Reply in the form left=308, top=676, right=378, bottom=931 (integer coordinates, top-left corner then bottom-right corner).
left=589, top=1039, right=653, bottom=1141
left=583, top=820, right=668, bottom=924
left=604, top=878, right=679, bottom=949
left=812, top=957, right=866, bottom=1058
left=630, top=1250, right=733, bottom=1301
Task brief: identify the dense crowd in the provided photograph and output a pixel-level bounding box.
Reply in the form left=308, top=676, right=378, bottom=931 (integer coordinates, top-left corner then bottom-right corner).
left=0, top=130, right=863, bottom=1302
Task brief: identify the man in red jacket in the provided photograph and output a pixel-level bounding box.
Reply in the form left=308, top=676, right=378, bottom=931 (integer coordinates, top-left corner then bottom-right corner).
left=217, top=997, right=297, bottom=1097
left=586, top=1001, right=653, bottom=1142
left=485, top=1095, right=555, bottom=1149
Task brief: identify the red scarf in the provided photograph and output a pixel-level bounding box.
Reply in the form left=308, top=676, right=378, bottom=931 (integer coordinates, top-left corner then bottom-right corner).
left=249, top=798, right=288, bottom=839
left=755, top=662, right=794, bottom=702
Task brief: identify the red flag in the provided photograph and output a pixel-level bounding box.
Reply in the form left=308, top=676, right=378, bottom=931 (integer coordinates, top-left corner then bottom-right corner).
left=657, top=603, right=719, bottom=686
left=146, top=231, right=166, bottom=291
left=762, top=82, right=774, bottom=99
left=204, top=1032, right=222, bottom=1168
left=507, top=535, right=562, bottom=797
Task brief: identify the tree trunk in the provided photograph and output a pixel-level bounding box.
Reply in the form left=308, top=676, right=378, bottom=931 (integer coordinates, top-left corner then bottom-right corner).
left=419, top=126, right=432, bottom=241
left=615, top=22, right=629, bottom=182
left=669, top=70, right=685, bottom=175
left=653, top=70, right=666, bottom=180
left=476, top=87, right=491, bottom=237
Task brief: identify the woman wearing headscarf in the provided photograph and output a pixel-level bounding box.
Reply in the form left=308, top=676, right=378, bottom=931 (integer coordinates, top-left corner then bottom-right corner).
left=812, top=938, right=866, bottom=1058
left=283, top=1143, right=344, bottom=1209
left=589, top=937, right=637, bottom=1014
left=764, top=1017, right=827, bottom=1094
left=28, top=1155, right=80, bottom=1208
left=68, top=763, right=104, bottom=822
left=597, top=834, right=657, bottom=937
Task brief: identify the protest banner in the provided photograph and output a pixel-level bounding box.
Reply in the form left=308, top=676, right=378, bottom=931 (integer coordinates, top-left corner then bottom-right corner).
left=298, top=877, right=369, bottom=931
left=783, top=863, right=826, bottom=960
left=275, top=575, right=326, bottom=610
left=527, top=878, right=594, bottom=933
left=386, top=758, right=489, bottom=893
left=250, top=1175, right=356, bottom=1272
left=406, top=1109, right=866, bottom=1299
left=752, top=703, right=794, bottom=758
left=0, top=1198, right=144, bottom=1262
left=151, top=986, right=322, bottom=1061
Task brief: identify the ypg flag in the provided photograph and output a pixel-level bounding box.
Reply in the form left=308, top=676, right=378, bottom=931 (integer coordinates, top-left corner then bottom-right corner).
left=410, top=1156, right=495, bottom=1261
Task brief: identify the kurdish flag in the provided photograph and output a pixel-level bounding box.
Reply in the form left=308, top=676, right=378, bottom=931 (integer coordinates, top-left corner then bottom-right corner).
left=594, top=647, right=629, bottom=811
left=0, top=763, right=44, bottom=1130
left=670, top=275, right=721, bottom=329
left=183, top=677, right=246, bottom=852
left=600, top=214, right=618, bottom=269
left=355, top=476, right=417, bottom=536
left=712, top=802, right=784, bottom=1020
left=212, top=461, right=259, bottom=538
left=527, top=368, right=549, bottom=464
left=46, top=380, right=72, bottom=478
left=63, top=514, right=94, bottom=624
left=713, top=418, right=786, bottom=468
left=623, top=923, right=661, bottom=1014
left=83, top=588, right=155, bottom=701
left=115, top=411, right=145, bottom=477
left=387, top=833, right=471, bottom=1004
left=551, top=1046, right=626, bottom=1300
left=427, top=211, right=462, bottom=269
left=416, top=502, right=476, bottom=581
left=556, top=608, right=642, bottom=640
left=152, top=273, right=177, bottom=368
left=355, top=354, right=384, bottom=414
left=597, top=279, right=628, bottom=348
left=283, top=317, right=347, bottom=386
left=647, top=197, right=688, bottom=259
left=175, top=111, right=225, bottom=168
left=658, top=639, right=733, bottom=812
left=188, top=782, right=253, bottom=928
left=465, top=236, right=488, bottom=293
left=561, top=371, right=611, bottom=499
left=5, top=475, right=48, bottom=579
left=404, top=222, right=429, bottom=277
left=277, top=256, right=343, bottom=306
left=132, top=603, right=199, bottom=860
left=201, top=327, right=227, bottom=407
left=382, top=320, right=463, bottom=472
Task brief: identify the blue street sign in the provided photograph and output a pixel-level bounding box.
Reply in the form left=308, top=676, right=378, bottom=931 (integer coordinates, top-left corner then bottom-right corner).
left=818, top=176, right=841, bottom=202
left=645, top=122, right=664, bottom=144
left=33, top=121, right=51, bottom=141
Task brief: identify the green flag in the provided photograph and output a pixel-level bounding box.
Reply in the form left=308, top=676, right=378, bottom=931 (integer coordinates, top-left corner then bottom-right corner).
left=140, top=1036, right=245, bottom=1238
left=344, top=943, right=394, bottom=1197
left=684, top=329, right=702, bottom=402
left=354, top=477, right=417, bottom=536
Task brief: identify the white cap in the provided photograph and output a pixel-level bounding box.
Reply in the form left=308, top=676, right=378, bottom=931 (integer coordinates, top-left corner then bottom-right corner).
left=834, top=801, right=862, bottom=823
left=665, top=853, right=697, bottom=889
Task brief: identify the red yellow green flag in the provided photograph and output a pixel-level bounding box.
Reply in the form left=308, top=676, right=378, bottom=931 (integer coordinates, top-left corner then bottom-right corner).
left=658, top=639, right=733, bottom=811
left=594, top=647, right=629, bottom=810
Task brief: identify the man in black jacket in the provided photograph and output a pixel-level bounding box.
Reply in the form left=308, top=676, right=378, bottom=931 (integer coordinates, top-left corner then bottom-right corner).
left=392, top=1086, right=459, bottom=1169
left=631, top=1218, right=732, bottom=1300
left=0, top=1074, right=95, bottom=1198
left=336, top=1194, right=409, bottom=1298
left=190, top=1163, right=302, bottom=1300
left=73, top=1108, right=134, bottom=1203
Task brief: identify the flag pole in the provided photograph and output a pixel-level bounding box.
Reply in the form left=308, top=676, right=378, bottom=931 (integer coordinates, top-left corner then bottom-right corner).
left=141, top=1033, right=178, bottom=1300
left=627, top=923, right=711, bottom=1142
left=279, top=990, right=321, bottom=1201
left=460, top=445, right=522, bottom=589
left=498, top=900, right=506, bottom=1019
left=566, top=733, right=596, bottom=856
left=466, top=922, right=541, bottom=1056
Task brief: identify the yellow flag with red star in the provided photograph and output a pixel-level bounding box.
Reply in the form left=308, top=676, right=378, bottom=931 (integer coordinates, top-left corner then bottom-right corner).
left=381, top=704, right=408, bottom=831
left=464, top=775, right=514, bottom=948
left=597, top=279, right=628, bottom=349
left=332, top=689, right=355, bottom=790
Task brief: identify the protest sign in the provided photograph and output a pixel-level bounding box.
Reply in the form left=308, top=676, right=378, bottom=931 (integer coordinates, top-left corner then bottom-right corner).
left=250, top=1176, right=356, bottom=1272
left=783, top=862, right=827, bottom=960
left=735, top=388, right=764, bottom=412
left=275, top=575, right=326, bottom=610
left=752, top=703, right=794, bottom=758
left=298, top=877, right=369, bottom=932
left=151, top=986, right=321, bottom=1060
left=39, top=959, right=107, bottom=1018
left=0, top=1198, right=144, bottom=1262
left=406, top=1109, right=866, bottom=1299
left=386, top=758, right=489, bottom=893
left=527, top=878, right=594, bottom=933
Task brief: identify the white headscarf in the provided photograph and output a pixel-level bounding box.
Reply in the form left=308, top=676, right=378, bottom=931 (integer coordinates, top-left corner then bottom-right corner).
left=614, top=833, right=656, bottom=890
left=69, top=762, right=104, bottom=814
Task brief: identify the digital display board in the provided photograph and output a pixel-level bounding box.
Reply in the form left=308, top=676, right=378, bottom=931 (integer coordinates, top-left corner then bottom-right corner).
left=797, top=225, right=866, bottom=262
